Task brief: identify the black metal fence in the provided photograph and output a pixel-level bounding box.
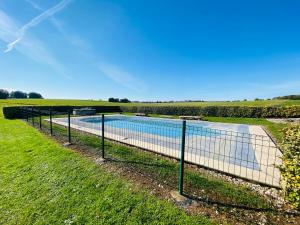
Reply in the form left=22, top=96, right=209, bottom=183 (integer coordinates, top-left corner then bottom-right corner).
left=21, top=107, right=282, bottom=204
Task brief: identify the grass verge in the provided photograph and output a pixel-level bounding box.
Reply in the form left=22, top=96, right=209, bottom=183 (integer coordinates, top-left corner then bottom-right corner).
left=0, top=116, right=213, bottom=224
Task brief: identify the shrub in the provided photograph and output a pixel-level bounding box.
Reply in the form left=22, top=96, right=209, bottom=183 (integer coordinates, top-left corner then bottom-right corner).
left=108, top=98, right=119, bottom=102
left=2, top=107, right=24, bottom=119
left=10, top=91, right=27, bottom=99
left=274, top=95, right=300, bottom=100
left=28, top=92, right=43, bottom=99
left=3, top=106, right=121, bottom=119
left=280, top=125, right=300, bottom=209
left=3, top=105, right=300, bottom=119
left=120, top=98, right=131, bottom=103
left=0, top=89, right=9, bottom=99
left=120, top=106, right=300, bottom=118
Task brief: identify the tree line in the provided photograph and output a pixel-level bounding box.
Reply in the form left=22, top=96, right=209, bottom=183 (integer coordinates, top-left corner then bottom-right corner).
left=108, top=97, right=131, bottom=103
left=273, top=95, right=300, bottom=100
left=0, top=89, right=43, bottom=99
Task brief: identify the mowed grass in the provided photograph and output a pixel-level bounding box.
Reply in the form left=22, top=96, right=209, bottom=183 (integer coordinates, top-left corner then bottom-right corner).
left=0, top=98, right=300, bottom=107
left=0, top=100, right=282, bottom=224
left=205, top=117, right=288, bottom=142
left=43, top=120, right=271, bottom=210
left=0, top=112, right=213, bottom=224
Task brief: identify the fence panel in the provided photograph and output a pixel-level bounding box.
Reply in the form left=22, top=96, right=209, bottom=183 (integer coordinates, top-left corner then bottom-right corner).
left=183, top=123, right=282, bottom=193
left=21, top=109, right=282, bottom=193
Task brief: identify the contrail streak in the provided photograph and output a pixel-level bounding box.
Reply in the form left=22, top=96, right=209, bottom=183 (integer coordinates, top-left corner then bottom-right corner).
left=5, top=0, right=72, bottom=53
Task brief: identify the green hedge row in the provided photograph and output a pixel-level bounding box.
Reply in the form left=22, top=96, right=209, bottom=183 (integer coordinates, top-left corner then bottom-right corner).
left=120, top=106, right=300, bottom=118
left=3, top=107, right=24, bottom=119
left=3, top=105, right=300, bottom=119
left=280, top=125, right=300, bottom=209
left=3, top=106, right=121, bottom=119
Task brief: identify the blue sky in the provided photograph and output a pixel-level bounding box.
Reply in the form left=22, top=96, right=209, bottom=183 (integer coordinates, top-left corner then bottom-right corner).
left=0, top=0, right=300, bottom=101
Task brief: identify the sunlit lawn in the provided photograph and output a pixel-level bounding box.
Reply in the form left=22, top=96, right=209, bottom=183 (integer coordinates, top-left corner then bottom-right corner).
left=0, top=107, right=212, bottom=224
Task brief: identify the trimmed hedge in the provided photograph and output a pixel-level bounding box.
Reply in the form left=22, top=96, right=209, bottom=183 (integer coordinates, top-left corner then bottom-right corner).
left=3, top=106, right=121, bottom=119
left=3, top=105, right=300, bottom=119
left=3, top=107, right=24, bottom=119
left=120, top=106, right=300, bottom=118
left=280, top=125, right=300, bottom=209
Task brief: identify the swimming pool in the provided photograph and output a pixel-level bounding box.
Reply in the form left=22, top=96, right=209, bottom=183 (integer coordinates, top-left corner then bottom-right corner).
left=50, top=115, right=282, bottom=187
left=80, top=116, right=216, bottom=138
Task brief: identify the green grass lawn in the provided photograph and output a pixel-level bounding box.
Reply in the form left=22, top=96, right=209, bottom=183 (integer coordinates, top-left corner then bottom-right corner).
left=205, top=117, right=288, bottom=142
left=0, top=98, right=300, bottom=107
left=0, top=100, right=292, bottom=224
left=0, top=110, right=213, bottom=224
left=33, top=116, right=271, bottom=210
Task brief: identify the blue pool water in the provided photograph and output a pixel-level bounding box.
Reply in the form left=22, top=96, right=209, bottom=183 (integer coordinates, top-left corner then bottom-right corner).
left=80, top=116, right=214, bottom=138
left=61, top=115, right=260, bottom=170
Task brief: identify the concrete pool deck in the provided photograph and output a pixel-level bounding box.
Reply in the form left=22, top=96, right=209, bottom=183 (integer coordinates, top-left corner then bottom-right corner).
left=47, top=115, right=282, bottom=187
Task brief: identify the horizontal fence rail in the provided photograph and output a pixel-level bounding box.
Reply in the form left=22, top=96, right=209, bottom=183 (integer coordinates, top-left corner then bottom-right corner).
left=21, top=108, right=282, bottom=193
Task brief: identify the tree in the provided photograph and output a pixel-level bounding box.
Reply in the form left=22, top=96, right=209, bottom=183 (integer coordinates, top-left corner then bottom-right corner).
left=28, top=92, right=43, bottom=99
left=254, top=98, right=263, bottom=101
left=120, top=98, right=131, bottom=103
left=10, top=91, right=27, bottom=99
left=0, top=89, right=9, bottom=99
left=108, top=98, right=119, bottom=102
left=273, top=95, right=300, bottom=100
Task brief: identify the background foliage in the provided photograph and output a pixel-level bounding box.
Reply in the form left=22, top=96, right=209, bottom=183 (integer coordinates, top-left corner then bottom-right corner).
left=120, top=105, right=300, bottom=118
left=281, top=125, right=300, bottom=209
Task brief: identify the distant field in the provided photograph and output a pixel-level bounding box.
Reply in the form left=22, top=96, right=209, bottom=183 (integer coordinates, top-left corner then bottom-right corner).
left=1, top=98, right=300, bottom=107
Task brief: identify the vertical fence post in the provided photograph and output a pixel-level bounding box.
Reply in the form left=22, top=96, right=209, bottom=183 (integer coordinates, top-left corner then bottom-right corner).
left=26, top=108, right=29, bottom=122
left=50, top=108, right=53, bottom=136
left=179, top=120, right=186, bottom=195
left=31, top=107, right=34, bottom=126
left=68, top=111, right=71, bottom=144
left=39, top=109, right=42, bottom=130
left=101, top=114, right=105, bottom=158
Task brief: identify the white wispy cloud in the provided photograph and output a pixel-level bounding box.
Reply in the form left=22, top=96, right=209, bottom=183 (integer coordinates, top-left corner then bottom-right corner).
left=25, top=0, right=89, bottom=50
left=98, top=63, right=147, bottom=92
left=27, top=1, right=146, bottom=92
left=0, top=9, right=70, bottom=78
left=4, top=0, right=72, bottom=53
